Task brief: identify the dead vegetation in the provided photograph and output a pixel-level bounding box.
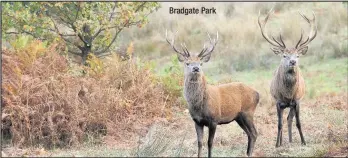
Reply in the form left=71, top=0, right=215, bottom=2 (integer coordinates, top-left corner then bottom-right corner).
left=1, top=2, right=347, bottom=157
left=1, top=40, right=179, bottom=148
left=1, top=41, right=346, bottom=157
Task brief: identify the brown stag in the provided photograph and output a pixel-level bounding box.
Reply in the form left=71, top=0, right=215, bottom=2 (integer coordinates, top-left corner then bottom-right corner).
left=165, top=30, right=260, bottom=157
left=258, top=8, right=317, bottom=147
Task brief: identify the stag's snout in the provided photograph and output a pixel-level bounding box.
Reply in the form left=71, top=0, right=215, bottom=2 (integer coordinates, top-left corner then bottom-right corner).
left=289, top=60, right=297, bottom=66
left=192, top=66, right=200, bottom=72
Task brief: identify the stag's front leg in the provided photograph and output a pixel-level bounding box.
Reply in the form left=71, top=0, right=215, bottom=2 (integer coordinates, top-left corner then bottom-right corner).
left=287, top=107, right=295, bottom=143
left=276, top=101, right=285, bottom=147
left=208, top=123, right=217, bottom=158
left=194, top=123, right=204, bottom=157
left=294, top=100, right=306, bottom=145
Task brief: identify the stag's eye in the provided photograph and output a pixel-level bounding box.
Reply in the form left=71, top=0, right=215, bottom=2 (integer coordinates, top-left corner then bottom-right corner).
left=200, top=63, right=203, bottom=66
left=296, top=55, right=299, bottom=58
left=185, top=63, right=189, bottom=66
left=283, top=55, right=287, bottom=58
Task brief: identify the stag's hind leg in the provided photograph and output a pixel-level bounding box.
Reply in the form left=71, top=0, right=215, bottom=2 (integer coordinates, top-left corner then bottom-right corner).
left=244, top=113, right=258, bottom=157
left=236, top=115, right=251, bottom=156
left=208, top=123, right=217, bottom=158
left=236, top=113, right=257, bottom=157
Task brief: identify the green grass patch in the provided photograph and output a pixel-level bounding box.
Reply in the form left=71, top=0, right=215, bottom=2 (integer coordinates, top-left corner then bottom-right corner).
left=204, top=57, right=347, bottom=99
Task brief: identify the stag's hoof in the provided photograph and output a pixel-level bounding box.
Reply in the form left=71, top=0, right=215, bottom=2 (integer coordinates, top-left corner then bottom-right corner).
left=275, top=143, right=281, bottom=148
left=301, top=141, right=306, bottom=145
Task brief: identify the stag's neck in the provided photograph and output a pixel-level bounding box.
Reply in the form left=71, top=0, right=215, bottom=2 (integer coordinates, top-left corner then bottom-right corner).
left=276, top=65, right=300, bottom=98
left=184, top=74, right=207, bottom=110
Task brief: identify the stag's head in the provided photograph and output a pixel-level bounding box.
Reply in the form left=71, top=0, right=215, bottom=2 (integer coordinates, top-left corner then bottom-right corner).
left=258, top=9, right=317, bottom=69
left=165, top=30, right=218, bottom=79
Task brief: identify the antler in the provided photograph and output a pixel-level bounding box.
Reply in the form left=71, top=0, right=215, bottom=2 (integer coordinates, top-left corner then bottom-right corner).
left=258, top=8, right=286, bottom=49
left=295, top=11, right=317, bottom=49
left=198, top=31, right=219, bottom=58
left=165, top=30, right=190, bottom=57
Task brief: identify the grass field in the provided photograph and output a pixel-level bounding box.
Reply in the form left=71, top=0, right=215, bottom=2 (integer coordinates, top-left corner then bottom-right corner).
left=2, top=2, right=347, bottom=157
left=2, top=57, right=346, bottom=157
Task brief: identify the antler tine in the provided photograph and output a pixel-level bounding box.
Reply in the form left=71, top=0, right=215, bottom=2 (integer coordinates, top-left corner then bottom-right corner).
left=165, top=29, right=187, bottom=57
left=198, top=31, right=218, bottom=57
left=279, top=33, right=286, bottom=47
left=278, top=28, right=286, bottom=47
left=295, top=29, right=304, bottom=48
left=181, top=43, right=190, bottom=57
left=272, top=36, right=284, bottom=47
left=270, top=27, right=286, bottom=48
left=258, top=8, right=286, bottom=49
left=215, top=31, right=219, bottom=44
left=206, top=31, right=218, bottom=54
left=198, top=44, right=208, bottom=57
left=297, top=11, right=317, bottom=49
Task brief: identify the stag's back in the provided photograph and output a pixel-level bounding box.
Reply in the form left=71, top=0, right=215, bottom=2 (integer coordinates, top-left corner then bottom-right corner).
left=206, top=82, right=259, bottom=122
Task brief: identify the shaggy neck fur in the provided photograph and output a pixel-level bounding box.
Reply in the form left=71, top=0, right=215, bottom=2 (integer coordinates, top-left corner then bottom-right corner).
left=184, top=73, right=207, bottom=110
left=275, top=64, right=300, bottom=100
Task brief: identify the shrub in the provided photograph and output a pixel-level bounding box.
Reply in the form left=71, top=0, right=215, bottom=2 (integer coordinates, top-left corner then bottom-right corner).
left=157, top=55, right=186, bottom=108
left=160, top=55, right=183, bottom=97
left=1, top=40, right=179, bottom=148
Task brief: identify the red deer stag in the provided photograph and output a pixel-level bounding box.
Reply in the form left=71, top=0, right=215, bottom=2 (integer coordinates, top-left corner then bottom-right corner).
left=165, top=30, right=260, bottom=157
left=258, top=9, right=317, bottom=147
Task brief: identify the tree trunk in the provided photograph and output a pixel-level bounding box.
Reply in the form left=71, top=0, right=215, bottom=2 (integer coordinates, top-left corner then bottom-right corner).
left=81, top=44, right=91, bottom=65
left=80, top=24, right=93, bottom=65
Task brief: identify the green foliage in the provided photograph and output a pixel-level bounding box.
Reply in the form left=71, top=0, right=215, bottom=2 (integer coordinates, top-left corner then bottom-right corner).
left=160, top=55, right=184, bottom=98
left=2, top=2, right=160, bottom=63
left=9, top=36, right=49, bottom=68
left=9, top=35, right=49, bottom=50
left=85, top=53, right=105, bottom=76
left=9, top=35, right=33, bottom=49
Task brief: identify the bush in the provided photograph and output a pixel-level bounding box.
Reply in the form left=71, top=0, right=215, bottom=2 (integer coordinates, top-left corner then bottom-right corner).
left=1, top=40, right=179, bottom=148
left=157, top=55, right=186, bottom=108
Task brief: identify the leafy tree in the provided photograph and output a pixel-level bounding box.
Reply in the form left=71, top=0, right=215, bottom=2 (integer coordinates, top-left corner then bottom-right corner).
left=2, top=2, right=160, bottom=64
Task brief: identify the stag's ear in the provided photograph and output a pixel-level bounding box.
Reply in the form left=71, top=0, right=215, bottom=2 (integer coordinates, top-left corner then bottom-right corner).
left=270, top=47, right=283, bottom=55
left=297, top=46, right=308, bottom=55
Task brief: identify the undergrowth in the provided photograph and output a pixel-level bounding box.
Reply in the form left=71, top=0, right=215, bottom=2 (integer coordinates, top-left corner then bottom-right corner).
left=1, top=38, right=181, bottom=148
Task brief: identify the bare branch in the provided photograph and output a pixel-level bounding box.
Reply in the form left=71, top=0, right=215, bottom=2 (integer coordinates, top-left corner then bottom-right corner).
left=135, top=2, right=147, bottom=13
left=69, top=23, right=89, bottom=45
left=5, top=31, right=20, bottom=35
left=75, top=2, right=80, bottom=21
left=68, top=50, right=81, bottom=56
left=109, top=2, right=118, bottom=21
left=57, top=6, right=73, bottom=22
left=96, top=52, right=112, bottom=58
left=94, top=28, right=122, bottom=54
left=6, top=31, right=47, bottom=41
left=92, top=2, right=118, bottom=40
left=50, top=17, right=83, bottom=50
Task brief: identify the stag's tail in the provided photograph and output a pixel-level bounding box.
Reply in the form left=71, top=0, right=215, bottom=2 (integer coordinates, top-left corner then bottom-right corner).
left=254, top=91, right=260, bottom=107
